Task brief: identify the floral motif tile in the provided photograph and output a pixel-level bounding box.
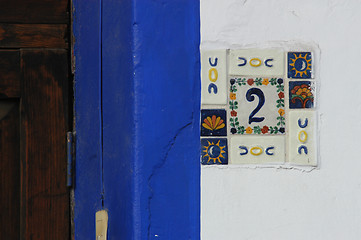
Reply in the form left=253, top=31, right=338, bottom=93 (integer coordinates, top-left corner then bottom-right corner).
left=289, top=81, right=315, bottom=109
left=201, top=109, right=227, bottom=136
left=288, top=52, right=312, bottom=79
left=201, top=138, right=228, bottom=165
left=229, top=77, right=285, bottom=135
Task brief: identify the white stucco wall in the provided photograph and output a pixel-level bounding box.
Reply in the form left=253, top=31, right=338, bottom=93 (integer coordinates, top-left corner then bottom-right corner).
left=201, top=0, right=361, bottom=239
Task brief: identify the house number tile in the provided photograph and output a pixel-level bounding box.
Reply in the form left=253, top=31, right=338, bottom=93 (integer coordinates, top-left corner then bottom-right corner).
left=229, top=77, right=285, bottom=135
left=200, top=45, right=319, bottom=167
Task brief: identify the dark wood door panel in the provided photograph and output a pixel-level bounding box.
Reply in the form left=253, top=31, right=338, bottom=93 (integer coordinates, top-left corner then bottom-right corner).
left=0, top=0, right=69, bottom=24
left=21, top=49, right=69, bottom=239
left=0, top=50, right=20, bottom=98
left=0, top=24, right=68, bottom=49
left=0, top=0, right=71, bottom=238
left=0, top=100, right=20, bottom=240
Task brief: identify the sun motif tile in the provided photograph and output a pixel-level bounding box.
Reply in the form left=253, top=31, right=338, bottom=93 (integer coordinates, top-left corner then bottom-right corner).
left=288, top=52, right=312, bottom=79
left=201, top=109, right=227, bottom=136
left=229, top=77, right=285, bottom=135
left=201, top=138, right=228, bottom=165
left=289, top=81, right=315, bottom=109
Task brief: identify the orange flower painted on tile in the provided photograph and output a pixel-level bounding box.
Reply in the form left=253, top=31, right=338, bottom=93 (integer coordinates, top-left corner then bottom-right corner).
left=262, top=78, right=269, bottom=85
left=291, top=84, right=313, bottom=99
left=230, top=93, right=236, bottom=100
left=245, top=126, right=253, bottom=134
left=278, top=109, right=285, bottom=116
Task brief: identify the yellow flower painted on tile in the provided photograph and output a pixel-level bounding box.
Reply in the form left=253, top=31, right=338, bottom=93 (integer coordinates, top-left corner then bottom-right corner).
left=245, top=126, right=253, bottom=134
left=295, top=86, right=312, bottom=99
left=230, top=93, right=236, bottom=100
left=278, top=109, right=285, bottom=116
left=262, top=78, right=269, bottom=85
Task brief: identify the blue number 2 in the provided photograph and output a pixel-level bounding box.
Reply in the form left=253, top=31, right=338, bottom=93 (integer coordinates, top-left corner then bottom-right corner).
left=246, top=88, right=265, bottom=124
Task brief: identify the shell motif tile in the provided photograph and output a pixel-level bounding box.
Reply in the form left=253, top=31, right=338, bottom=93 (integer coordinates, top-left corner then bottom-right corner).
left=201, top=109, right=227, bottom=137
left=230, top=136, right=285, bottom=164
left=201, top=50, right=227, bottom=105
left=229, top=49, right=284, bottom=76
left=288, top=52, right=313, bottom=79
left=288, top=111, right=317, bottom=166
left=289, top=81, right=315, bottom=109
left=201, top=138, right=228, bottom=165
left=229, top=77, right=285, bottom=135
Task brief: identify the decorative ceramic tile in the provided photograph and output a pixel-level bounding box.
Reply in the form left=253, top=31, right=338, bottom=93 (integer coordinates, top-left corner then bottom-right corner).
left=229, top=49, right=284, bottom=76
left=229, top=77, right=285, bottom=135
left=201, top=109, right=227, bottom=136
left=230, top=136, right=285, bottom=164
left=201, top=138, right=228, bottom=165
left=289, top=81, right=315, bottom=109
left=288, top=52, right=312, bottom=79
left=289, top=111, right=317, bottom=166
left=200, top=45, right=319, bottom=167
left=201, top=50, right=227, bottom=105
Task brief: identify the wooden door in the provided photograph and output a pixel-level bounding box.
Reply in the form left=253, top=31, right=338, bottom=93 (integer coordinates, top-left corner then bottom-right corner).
left=0, top=1, right=71, bottom=239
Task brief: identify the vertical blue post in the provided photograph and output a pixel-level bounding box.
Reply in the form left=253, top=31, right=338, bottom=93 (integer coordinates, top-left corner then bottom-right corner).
left=73, top=0, right=103, bottom=239
left=102, top=0, right=200, bottom=239
left=74, top=0, right=200, bottom=238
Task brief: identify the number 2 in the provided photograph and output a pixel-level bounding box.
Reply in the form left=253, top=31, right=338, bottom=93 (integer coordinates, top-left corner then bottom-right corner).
left=246, top=88, right=265, bottom=124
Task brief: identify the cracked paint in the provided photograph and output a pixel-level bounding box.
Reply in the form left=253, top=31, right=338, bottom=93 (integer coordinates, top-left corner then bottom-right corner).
left=147, top=120, right=193, bottom=239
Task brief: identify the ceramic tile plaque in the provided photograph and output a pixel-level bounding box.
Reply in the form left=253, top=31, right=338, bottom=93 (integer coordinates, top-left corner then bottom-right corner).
left=200, top=47, right=318, bottom=166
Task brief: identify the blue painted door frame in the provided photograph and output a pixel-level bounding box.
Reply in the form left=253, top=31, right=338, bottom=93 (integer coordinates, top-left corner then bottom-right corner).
left=73, top=0, right=200, bottom=239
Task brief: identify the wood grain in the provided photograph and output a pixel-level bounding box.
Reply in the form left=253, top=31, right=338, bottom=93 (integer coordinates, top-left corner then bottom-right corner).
left=0, top=50, right=20, bottom=98
left=0, top=24, right=68, bottom=48
left=0, top=100, right=20, bottom=240
left=21, top=49, right=69, bottom=239
left=0, top=0, right=69, bottom=24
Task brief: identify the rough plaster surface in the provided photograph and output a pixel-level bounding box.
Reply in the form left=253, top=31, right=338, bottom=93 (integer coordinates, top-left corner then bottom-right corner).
left=201, top=0, right=361, bottom=239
